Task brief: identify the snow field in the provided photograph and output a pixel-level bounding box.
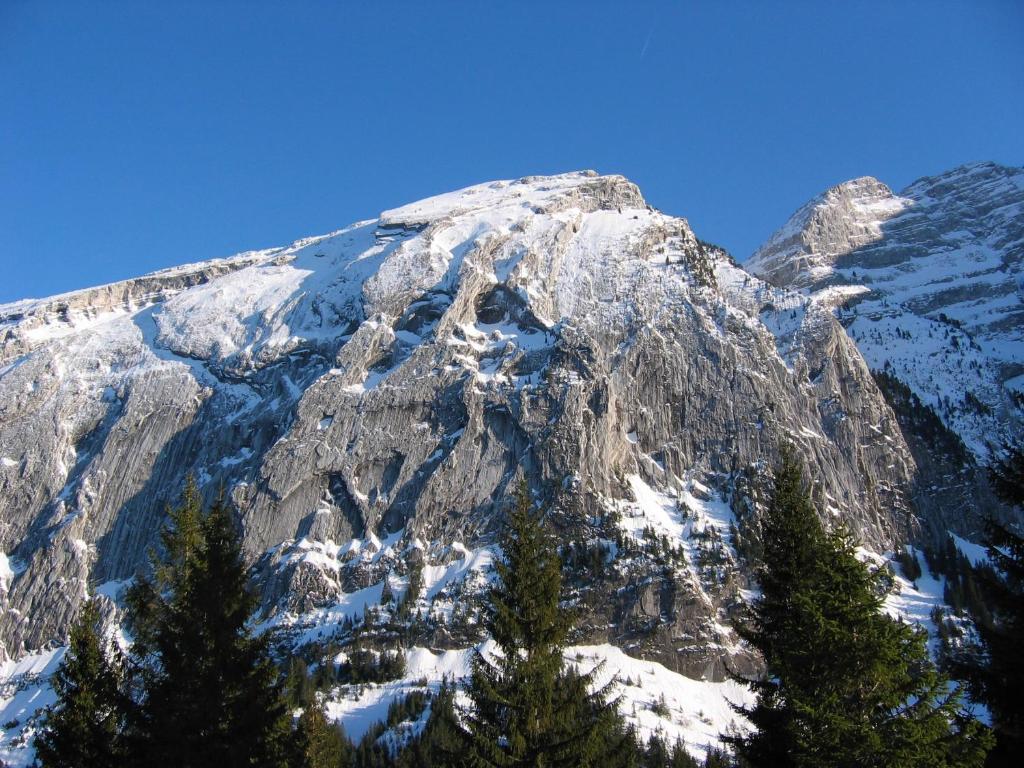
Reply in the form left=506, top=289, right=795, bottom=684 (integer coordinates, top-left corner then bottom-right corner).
left=317, top=642, right=752, bottom=760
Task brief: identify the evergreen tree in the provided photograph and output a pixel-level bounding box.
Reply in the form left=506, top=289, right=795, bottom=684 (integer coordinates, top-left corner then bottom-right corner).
left=398, top=681, right=465, bottom=767
left=291, top=698, right=353, bottom=768
left=643, top=734, right=692, bottom=767
left=700, top=748, right=730, bottom=768
left=960, top=445, right=1024, bottom=766
left=34, top=599, right=127, bottom=768
left=643, top=734, right=668, bottom=766
left=466, top=480, right=631, bottom=767
left=124, top=479, right=292, bottom=767
left=968, top=519, right=1024, bottom=766
left=669, top=740, right=698, bottom=768
left=730, top=449, right=991, bottom=767
left=285, top=657, right=316, bottom=709
left=989, top=444, right=1024, bottom=507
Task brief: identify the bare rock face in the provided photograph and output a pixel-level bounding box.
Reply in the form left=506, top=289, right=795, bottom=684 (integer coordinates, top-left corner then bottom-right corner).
left=748, top=176, right=908, bottom=290
left=1, top=172, right=919, bottom=675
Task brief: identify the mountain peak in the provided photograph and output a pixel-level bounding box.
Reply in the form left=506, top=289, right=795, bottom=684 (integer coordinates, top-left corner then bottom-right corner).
left=746, top=174, right=906, bottom=289
left=0, top=171, right=657, bottom=370
left=0, top=168, right=919, bottom=672
left=378, top=171, right=645, bottom=229
left=900, top=160, right=1024, bottom=202
left=747, top=161, right=1024, bottom=458
left=2, top=165, right=994, bottom=764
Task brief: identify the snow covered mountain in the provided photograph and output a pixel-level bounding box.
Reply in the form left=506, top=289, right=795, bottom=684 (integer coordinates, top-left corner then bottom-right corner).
left=0, top=169, right=1000, bottom=762
left=748, top=162, right=1024, bottom=458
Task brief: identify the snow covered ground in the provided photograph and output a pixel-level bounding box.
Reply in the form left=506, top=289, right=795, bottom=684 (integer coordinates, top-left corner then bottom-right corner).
left=0, top=649, right=63, bottom=768
left=318, top=642, right=753, bottom=760
left=0, top=530, right=993, bottom=766
left=0, top=639, right=751, bottom=764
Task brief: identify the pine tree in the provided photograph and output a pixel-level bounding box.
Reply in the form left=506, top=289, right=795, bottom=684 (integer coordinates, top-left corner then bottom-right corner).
left=669, top=740, right=698, bottom=768
left=968, top=519, right=1024, bottom=767
left=989, top=443, right=1024, bottom=507
left=285, top=657, right=316, bottom=709
left=124, top=479, right=292, bottom=767
left=643, top=734, right=671, bottom=767
left=466, top=480, right=631, bottom=767
left=730, top=449, right=991, bottom=767
left=700, top=748, right=730, bottom=768
left=34, top=599, right=127, bottom=768
left=397, top=681, right=465, bottom=767
left=959, top=445, right=1024, bottom=767
left=291, top=697, right=353, bottom=768
left=728, top=449, right=824, bottom=766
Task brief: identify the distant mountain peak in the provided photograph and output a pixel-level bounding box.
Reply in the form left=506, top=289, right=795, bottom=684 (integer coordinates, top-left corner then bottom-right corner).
left=748, top=161, right=1024, bottom=458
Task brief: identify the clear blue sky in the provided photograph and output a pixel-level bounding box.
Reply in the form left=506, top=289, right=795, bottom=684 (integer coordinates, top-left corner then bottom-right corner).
left=1, top=1, right=1022, bottom=303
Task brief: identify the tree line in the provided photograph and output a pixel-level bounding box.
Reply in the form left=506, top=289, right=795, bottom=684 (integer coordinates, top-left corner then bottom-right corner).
left=33, top=445, right=1023, bottom=767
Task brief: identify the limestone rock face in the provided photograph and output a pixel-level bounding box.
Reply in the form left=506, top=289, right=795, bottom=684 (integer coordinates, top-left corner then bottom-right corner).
left=1, top=172, right=919, bottom=674
left=748, top=176, right=909, bottom=290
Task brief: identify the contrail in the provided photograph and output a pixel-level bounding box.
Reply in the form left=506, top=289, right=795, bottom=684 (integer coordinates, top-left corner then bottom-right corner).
left=640, top=28, right=653, bottom=58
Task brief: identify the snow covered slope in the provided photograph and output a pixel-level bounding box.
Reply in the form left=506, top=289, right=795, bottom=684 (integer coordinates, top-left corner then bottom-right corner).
left=748, top=162, right=1024, bottom=458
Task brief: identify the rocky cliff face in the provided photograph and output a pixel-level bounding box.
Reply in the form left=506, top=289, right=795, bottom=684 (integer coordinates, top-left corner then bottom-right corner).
left=747, top=162, right=1024, bottom=540
left=1, top=172, right=921, bottom=678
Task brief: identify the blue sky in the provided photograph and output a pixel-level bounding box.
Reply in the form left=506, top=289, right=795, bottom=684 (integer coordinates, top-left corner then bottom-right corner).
left=1, top=1, right=1021, bottom=303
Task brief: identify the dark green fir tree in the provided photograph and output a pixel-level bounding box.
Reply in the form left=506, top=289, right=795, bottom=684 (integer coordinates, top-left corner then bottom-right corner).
left=34, top=599, right=127, bottom=768
left=958, top=444, right=1024, bottom=767
left=700, top=747, right=731, bottom=768
left=124, top=478, right=292, bottom=768
left=291, top=697, right=354, bottom=768
left=989, top=443, right=1024, bottom=508
left=668, top=740, right=698, bottom=768
left=284, top=657, right=316, bottom=710
left=396, top=681, right=465, bottom=767
left=969, top=518, right=1024, bottom=766
left=730, top=448, right=991, bottom=768
left=466, top=480, right=633, bottom=767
